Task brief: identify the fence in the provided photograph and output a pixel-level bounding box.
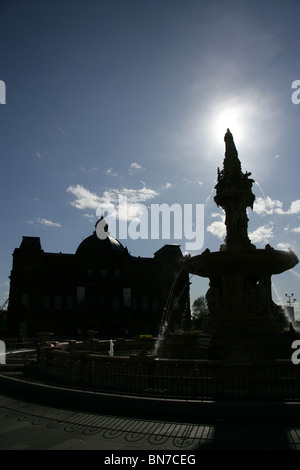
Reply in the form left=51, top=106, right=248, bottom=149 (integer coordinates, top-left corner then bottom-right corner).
left=23, top=350, right=300, bottom=402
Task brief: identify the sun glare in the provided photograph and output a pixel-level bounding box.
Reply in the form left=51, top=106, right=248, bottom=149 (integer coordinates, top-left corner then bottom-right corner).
left=214, top=106, right=246, bottom=143
left=191, top=96, right=261, bottom=168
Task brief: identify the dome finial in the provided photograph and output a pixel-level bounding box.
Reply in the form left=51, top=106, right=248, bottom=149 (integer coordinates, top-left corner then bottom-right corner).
left=95, top=216, right=109, bottom=240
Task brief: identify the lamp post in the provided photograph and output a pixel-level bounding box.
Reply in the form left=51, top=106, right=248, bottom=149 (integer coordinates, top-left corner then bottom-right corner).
left=285, top=293, right=297, bottom=306
left=285, top=293, right=297, bottom=325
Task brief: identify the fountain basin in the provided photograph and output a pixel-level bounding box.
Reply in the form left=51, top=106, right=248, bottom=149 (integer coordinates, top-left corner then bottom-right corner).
left=155, top=332, right=211, bottom=360
left=185, top=247, right=299, bottom=278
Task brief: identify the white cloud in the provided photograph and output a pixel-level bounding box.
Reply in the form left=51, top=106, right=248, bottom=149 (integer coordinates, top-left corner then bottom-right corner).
left=107, top=186, right=158, bottom=205
left=67, top=184, right=159, bottom=221
left=254, top=197, right=300, bottom=216
left=67, top=185, right=101, bottom=210
left=207, top=213, right=226, bottom=239
left=82, top=213, right=95, bottom=222
left=253, top=196, right=283, bottom=215
left=36, top=218, right=62, bottom=228
left=183, top=178, right=203, bottom=186
left=249, top=224, right=273, bottom=244
left=80, top=167, right=98, bottom=172
left=207, top=221, right=226, bottom=239
left=106, top=167, right=119, bottom=177
left=291, top=227, right=300, bottom=233
left=207, top=223, right=226, bottom=240
left=285, top=200, right=300, bottom=215
left=129, top=162, right=145, bottom=174
left=277, top=242, right=292, bottom=250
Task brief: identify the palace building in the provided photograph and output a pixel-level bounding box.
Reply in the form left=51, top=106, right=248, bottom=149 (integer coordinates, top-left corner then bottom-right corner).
left=7, top=219, right=190, bottom=339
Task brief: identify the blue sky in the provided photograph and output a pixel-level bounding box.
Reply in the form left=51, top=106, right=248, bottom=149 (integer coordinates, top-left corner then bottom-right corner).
left=0, top=0, right=299, bottom=318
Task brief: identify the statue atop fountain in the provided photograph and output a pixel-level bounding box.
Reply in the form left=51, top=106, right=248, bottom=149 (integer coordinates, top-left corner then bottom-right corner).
left=185, top=129, right=299, bottom=362
left=215, top=129, right=255, bottom=252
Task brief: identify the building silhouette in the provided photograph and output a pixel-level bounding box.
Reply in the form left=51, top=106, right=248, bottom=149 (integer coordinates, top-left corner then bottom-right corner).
left=7, top=219, right=190, bottom=339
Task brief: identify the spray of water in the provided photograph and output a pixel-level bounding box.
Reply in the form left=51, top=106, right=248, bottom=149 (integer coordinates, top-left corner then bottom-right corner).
left=205, top=184, right=217, bottom=208
left=153, top=265, right=185, bottom=355
left=272, top=281, right=292, bottom=323
left=153, top=253, right=198, bottom=356
left=290, top=269, right=300, bottom=281
left=272, top=281, right=285, bottom=306
left=254, top=180, right=266, bottom=199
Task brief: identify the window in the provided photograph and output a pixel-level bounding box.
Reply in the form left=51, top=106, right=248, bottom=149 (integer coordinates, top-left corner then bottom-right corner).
left=152, top=297, right=159, bottom=312
left=21, top=293, right=29, bottom=307
left=123, top=288, right=131, bottom=307
left=113, top=296, right=119, bottom=311
left=54, top=295, right=62, bottom=310
left=43, top=295, right=50, bottom=310
left=101, top=269, right=107, bottom=279
left=113, top=269, right=120, bottom=279
left=77, top=286, right=85, bottom=302
left=132, top=297, right=138, bottom=311
left=142, top=297, right=148, bottom=311
left=87, top=269, right=94, bottom=277
left=66, top=296, right=73, bottom=310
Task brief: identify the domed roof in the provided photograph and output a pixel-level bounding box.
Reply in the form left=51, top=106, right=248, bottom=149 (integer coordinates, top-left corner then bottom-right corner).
left=76, top=219, right=126, bottom=256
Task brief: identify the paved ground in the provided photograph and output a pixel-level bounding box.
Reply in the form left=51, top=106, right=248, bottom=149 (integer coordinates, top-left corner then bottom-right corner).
left=0, top=393, right=299, bottom=451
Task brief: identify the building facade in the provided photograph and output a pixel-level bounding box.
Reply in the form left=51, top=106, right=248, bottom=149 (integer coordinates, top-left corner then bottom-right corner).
left=7, top=220, right=190, bottom=339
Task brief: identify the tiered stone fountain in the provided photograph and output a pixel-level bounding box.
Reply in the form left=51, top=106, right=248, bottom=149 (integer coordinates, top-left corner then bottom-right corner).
left=184, top=129, right=298, bottom=362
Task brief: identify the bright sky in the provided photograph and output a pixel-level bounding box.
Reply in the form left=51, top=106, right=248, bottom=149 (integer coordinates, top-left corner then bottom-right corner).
left=1, top=0, right=299, bottom=318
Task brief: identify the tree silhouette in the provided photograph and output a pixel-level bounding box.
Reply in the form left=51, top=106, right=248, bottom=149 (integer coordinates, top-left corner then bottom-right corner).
left=191, top=296, right=209, bottom=331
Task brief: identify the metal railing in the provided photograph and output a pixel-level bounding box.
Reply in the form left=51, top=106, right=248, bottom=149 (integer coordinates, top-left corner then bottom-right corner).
left=22, top=352, right=300, bottom=402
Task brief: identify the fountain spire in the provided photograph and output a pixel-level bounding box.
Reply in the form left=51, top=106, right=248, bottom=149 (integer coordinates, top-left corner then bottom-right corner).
left=214, top=129, right=255, bottom=251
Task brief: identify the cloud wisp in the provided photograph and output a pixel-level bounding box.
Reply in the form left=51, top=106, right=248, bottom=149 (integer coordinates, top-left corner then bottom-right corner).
left=27, top=218, right=62, bottom=228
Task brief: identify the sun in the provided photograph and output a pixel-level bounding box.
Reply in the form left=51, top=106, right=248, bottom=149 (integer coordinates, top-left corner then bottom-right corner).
left=203, top=94, right=256, bottom=149
left=213, top=105, right=246, bottom=144
left=189, top=96, right=259, bottom=167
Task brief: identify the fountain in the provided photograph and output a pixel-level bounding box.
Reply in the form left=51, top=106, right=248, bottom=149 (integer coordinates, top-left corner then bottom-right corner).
left=183, top=129, right=299, bottom=362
